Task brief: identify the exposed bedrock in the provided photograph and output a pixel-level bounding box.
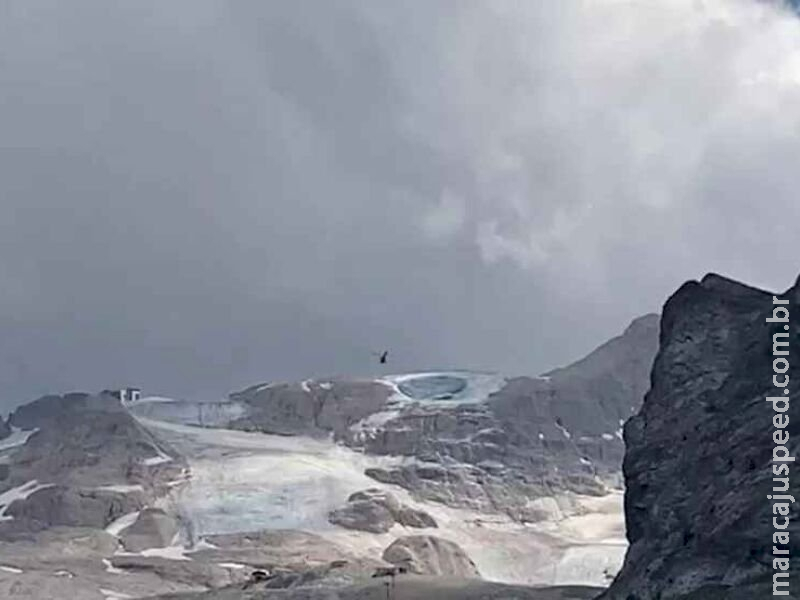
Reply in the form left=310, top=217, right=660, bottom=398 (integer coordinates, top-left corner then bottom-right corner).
left=600, top=273, right=800, bottom=599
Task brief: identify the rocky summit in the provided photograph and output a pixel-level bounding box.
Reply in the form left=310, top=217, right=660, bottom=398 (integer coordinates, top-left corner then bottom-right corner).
left=601, top=273, right=800, bottom=599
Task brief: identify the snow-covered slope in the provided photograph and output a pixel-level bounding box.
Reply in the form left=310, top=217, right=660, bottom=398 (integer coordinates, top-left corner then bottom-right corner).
left=137, top=417, right=626, bottom=587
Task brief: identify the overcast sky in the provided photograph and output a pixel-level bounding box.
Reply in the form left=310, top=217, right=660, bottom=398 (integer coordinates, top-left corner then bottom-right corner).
left=1, top=0, right=799, bottom=410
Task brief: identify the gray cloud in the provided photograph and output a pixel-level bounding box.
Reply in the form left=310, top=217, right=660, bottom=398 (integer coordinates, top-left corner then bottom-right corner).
left=1, top=0, right=799, bottom=410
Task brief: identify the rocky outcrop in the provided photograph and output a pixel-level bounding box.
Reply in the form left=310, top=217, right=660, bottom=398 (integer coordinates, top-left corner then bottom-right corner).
left=5, top=392, right=184, bottom=489
left=0, top=418, right=10, bottom=441
left=382, top=535, right=480, bottom=577
left=6, top=485, right=144, bottom=529
left=328, top=488, right=437, bottom=533
left=329, top=496, right=395, bottom=534
left=227, top=380, right=392, bottom=437
left=601, top=274, right=800, bottom=599
left=394, top=505, right=437, bottom=529
left=0, top=392, right=185, bottom=539
left=119, top=508, right=179, bottom=552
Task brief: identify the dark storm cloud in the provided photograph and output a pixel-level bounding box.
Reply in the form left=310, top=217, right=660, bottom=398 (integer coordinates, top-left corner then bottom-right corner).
left=1, top=0, right=799, bottom=409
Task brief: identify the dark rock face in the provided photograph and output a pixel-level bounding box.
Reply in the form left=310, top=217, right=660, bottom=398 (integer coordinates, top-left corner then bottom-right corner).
left=328, top=488, right=437, bottom=533
left=0, top=418, right=10, bottom=441
left=601, top=274, right=800, bottom=599
left=382, top=535, right=480, bottom=577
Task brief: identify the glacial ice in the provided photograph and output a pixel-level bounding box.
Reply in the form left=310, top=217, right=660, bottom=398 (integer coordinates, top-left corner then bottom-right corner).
left=136, top=415, right=627, bottom=587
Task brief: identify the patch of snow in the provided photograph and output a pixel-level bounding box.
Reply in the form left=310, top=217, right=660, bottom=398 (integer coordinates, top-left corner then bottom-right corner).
left=579, top=457, right=593, bottom=466
left=601, top=433, right=615, bottom=441
left=191, top=538, right=218, bottom=551
left=100, top=589, right=132, bottom=600
left=537, top=375, right=551, bottom=381
left=102, top=559, right=125, bottom=574
left=96, top=484, right=144, bottom=494
left=54, top=570, right=74, bottom=578
left=538, top=433, right=545, bottom=441
left=350, top=409, right=401, bottom=433
left=0, top=480, right=54, bottom=521
left=301, top=379, right=312, bottom=393
left=217, top=562, right=247, bottom=570
left=319, top=382, right=332, bottom=390
left=550, top=544, right=626, bottom=586
left=615, top=428, right=624, bottom=441
left=167, top=476, right=191, bottom=488
left=618, top=419, right=625, bottom=426
left=140, top=545, right=191, bottom=561
left=555, top=422, right=572, bottom=440
left=143, top=443, right=173, bottom=466
left=0, top=565, right=23, bottom=574
left=133, top=396, right=177, bottom=404
left=105, top=511, right=140, bottom=537
left=0, top=428, right=39, bottom=453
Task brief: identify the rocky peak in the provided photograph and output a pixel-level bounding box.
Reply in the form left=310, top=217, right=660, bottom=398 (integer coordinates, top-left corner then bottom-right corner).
left=601, top=273, right=799, bottom=599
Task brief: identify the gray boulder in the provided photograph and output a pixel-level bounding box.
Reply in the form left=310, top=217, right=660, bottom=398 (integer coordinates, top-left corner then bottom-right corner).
left=382, top=535, right=480, bottom=577
left=394, top=506, right=437, bottom=529
left=329, top=488, right=437, bottom=533
left=329, top=499, right=395, bottom=534
left=347, top=488, right=402, bottom=512
left=119, top=508, right=179, bottom=552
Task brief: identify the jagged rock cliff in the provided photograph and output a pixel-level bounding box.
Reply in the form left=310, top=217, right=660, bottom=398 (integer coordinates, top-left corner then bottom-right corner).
left=601, top=274, right=800, bottom=599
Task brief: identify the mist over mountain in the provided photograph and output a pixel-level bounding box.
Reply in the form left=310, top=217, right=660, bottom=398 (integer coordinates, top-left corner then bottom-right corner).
left=2, top=0, right=800, bottom=410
